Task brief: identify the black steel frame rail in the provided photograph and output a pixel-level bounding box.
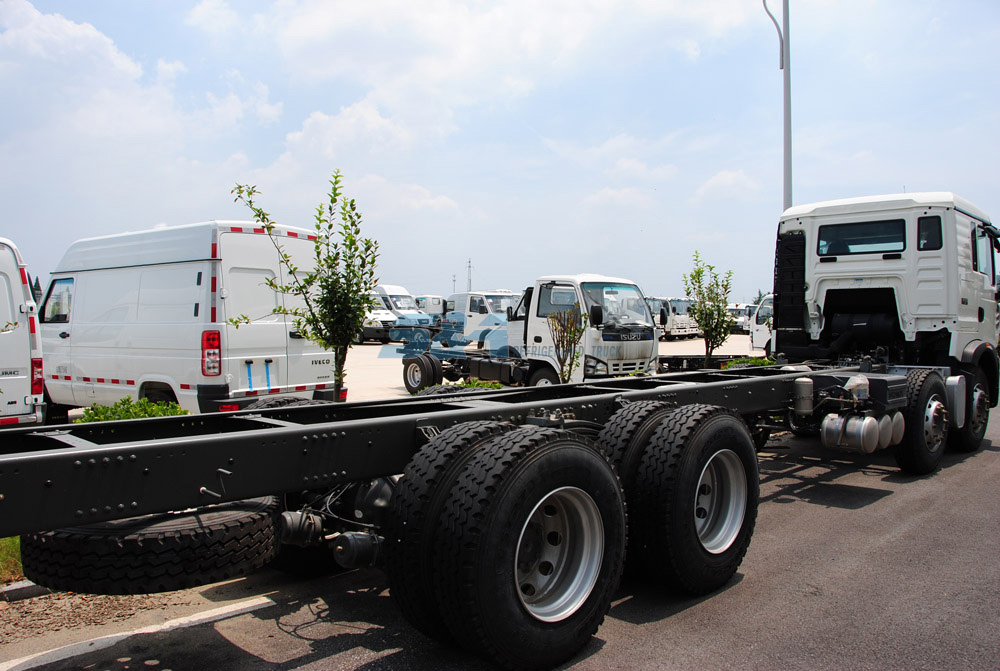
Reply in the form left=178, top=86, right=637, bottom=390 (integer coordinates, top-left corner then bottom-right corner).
left=0, top=366, right=849, bottom=537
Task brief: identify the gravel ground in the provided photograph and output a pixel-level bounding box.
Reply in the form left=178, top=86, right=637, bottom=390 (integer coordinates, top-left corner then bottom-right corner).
left=0, top=591, right=193, bottom=648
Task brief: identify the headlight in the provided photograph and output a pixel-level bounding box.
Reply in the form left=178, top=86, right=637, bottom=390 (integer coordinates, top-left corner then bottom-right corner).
left=584, top=355, right=608, bottom=377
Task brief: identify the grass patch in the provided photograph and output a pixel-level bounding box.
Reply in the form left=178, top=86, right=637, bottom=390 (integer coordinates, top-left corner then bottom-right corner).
left=0, top=536, right=23, bottom=584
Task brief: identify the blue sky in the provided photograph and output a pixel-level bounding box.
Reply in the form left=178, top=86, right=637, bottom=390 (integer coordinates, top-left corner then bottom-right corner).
left=2, top=0, right=998, bottom=301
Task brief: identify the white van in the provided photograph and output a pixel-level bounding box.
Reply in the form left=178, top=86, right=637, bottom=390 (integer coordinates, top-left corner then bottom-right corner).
left=0, top=238, right=44, bottom=427
left=40, top=222, right=340, bottom=417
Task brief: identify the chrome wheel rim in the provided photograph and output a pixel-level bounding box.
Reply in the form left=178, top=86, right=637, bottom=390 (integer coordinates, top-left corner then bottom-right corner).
left=515, top=486, right=603, bottom=622
left=924, top=395, right=948, bottom=453
left=970, top=384, right=989, bottom=436
left=694, top=449, right=747, bottom=554
left=405, top=362, right=423, bottom=388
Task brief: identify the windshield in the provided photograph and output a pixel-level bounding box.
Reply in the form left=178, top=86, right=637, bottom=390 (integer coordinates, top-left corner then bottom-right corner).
left=669, top=299, right=691, bottom=315
left=581, top=283, right=653, bottom=325
left=389, top=295, right=418, bottom=310
left=485, top=294, right=518, bottom=314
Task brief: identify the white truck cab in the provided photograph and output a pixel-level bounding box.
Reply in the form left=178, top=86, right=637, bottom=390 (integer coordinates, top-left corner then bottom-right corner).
left=0, top=238, right=44, bottom=427
left=772, top=192, right=999, bottom=451
left=445, top=289, right=520, bottom=338
left=507, top=274, right=659, bottom=383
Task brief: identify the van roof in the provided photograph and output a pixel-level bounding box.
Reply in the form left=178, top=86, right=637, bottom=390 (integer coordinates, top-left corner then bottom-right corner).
left=780, top=192, right=991, bottom=224
left=52, top=221, right=315, bottom=273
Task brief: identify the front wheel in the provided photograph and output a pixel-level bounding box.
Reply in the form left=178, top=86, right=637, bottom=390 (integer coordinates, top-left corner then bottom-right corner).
left=432, top=427, right=626, bottom=670
left=528, top=367, right=559, bottom=386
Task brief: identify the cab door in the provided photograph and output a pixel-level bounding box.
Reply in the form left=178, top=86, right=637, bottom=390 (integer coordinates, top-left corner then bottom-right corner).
left=527, top=282, right=579, bottom=368
left=39, top=277, right=77, bottom=404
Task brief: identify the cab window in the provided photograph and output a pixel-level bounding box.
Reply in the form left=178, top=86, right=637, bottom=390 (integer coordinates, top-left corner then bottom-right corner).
left=41, top=278, right=74, bottom=324
left=536, top=284, right=578, bottom=318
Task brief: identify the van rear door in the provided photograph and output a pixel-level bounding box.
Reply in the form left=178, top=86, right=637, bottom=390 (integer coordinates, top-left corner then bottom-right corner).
left=219, top=231, right=287, bottom=397
left=279, top=236, right=335, bottom=395
left=0, top=241, right=41, bottom=423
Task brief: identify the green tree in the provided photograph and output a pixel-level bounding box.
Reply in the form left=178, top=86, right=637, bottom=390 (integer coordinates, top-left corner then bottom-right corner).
left=683, top=251, right=734, bottom=369
left=231, top=171, right=379, bottom=402
left=547, top=304, right=586, bottom=383
left=752, top=289, right=768, bottom=305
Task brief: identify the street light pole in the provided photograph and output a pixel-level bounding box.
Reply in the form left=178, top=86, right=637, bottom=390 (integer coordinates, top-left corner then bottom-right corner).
left=764, top=0, right=792, bottom=212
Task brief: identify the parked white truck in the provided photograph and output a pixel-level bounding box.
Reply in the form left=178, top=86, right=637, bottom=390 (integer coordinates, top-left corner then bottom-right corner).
left=0, top=238, right=44, bottom=427
left=772, top=192, right=998, bottom=466
left=39, top=222, right=344, bottom=419
left=402, top=274, right=659, bottom=391
left=646, top=296, right=699, bottom=339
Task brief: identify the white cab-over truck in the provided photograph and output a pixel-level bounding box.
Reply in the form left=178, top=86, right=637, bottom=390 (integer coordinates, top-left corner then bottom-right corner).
left=772, top=192, right=998, bottom=466
left=402, top=274, right=660, bottom=392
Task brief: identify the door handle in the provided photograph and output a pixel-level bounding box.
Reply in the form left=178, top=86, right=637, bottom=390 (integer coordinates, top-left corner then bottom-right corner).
left=59, top=331, right=70, bottom=339
left=290, top=331, right=305, bottom=339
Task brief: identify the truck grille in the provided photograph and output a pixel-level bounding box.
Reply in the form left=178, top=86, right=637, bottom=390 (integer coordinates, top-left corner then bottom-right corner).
left=610, top=361, right=648, bottom=375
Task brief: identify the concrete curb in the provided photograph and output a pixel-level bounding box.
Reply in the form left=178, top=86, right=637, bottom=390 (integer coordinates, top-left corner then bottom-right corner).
left=0, top=579, right=51, bottom=602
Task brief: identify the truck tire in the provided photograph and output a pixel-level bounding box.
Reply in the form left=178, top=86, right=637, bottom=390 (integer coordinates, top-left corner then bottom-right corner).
left=527, top=367, right=559, bottom=386
left=949, top=367, right=990, bottom=453
left=631, top=404, right=759, bottom=595
left=893, top=369, right=949, bottom=474
left=385, top=421, right=516, bottom=642
left=425, top=353, right=444, bottom=386
left=21, top=497, right=280, bottom=595
left=415, top=384, right=467, bottom=397
left=242, top=396, right=326, bottom=410
left=596, top=401, right=674, bottom=483
left=402, top=356, right=433, bottom=393
left=433, top=427, right=626, bottom=670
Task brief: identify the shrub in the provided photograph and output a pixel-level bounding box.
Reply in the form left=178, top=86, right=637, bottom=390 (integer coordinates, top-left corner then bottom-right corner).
left=75, top=397, right=188, bottom=423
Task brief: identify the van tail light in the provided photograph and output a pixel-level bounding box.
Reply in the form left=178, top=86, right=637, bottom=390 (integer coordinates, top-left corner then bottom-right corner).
left=202, top=330, right=221, bottom=376
left=339, top=387, right=348, bottom=402
left=31, top=358, right=44, bottom=395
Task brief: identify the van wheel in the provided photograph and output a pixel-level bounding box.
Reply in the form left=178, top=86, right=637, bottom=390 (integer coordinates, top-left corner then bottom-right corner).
left=528, top=367, right=559, bottom=386
left=143, top=388, right=177, bottom=405
left=21, top=497, right=280, bottom=595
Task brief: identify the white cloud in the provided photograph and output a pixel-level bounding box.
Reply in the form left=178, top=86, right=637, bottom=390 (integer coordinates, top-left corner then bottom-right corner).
left=185, top=0, right=239, bottom=36
left=156, top=59, right=187, bottom=86
left=693, top=169, right=760, bottom=203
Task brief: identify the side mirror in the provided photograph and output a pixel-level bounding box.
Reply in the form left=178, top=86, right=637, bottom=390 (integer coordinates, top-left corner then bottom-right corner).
left=659, top=308, right=668, bottom=326
left=672, top=307, right=677, bottom=314
left=479, top=305, right=489, bottom=314
left=506, top=306, right=514, bottom=320
left=589, top=304, right=604, bottom=326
